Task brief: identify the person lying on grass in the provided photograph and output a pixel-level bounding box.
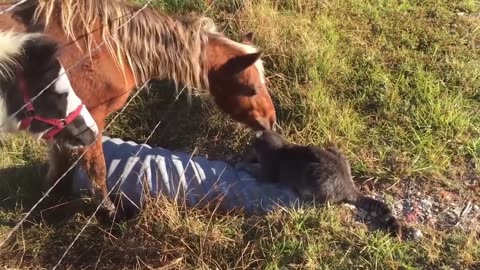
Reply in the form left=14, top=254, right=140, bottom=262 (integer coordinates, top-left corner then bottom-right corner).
left=71, top=136, right=301, bottom=219
left=70, top=135, right=401, bottom=238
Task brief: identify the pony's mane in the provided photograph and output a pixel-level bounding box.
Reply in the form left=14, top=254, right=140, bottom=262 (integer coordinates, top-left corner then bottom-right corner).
left=0, top=31, right=40, bottom=80
left=34, top=0, right=264, bottom=90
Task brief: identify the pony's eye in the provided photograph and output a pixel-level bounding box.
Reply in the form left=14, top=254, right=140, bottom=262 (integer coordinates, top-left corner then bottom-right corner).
left=248, top=83, right=261, bottom=93
left=241, top=86, right=257, bottom=96
left=56, top=92, right=68, bottom=99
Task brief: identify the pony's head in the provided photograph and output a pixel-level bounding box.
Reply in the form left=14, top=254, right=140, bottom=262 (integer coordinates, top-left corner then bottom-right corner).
left=206, top=32, right=276, bottom=131
left=0, top=32, right=98, bottom=148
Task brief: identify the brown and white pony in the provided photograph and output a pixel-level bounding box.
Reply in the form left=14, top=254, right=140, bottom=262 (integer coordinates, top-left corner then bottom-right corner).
left=1, top=0, right=277, bottom=220
left=0, top=30, right=98, bottom=147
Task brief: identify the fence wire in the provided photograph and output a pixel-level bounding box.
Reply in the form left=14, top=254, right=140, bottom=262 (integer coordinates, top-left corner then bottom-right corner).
left=0, top=0, right=157, bottom=249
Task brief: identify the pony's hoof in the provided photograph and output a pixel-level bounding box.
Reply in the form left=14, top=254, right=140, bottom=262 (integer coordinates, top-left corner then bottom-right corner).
left=96, top=200, right=126, bottom=223
left=109, top=206, right=126, bottom=222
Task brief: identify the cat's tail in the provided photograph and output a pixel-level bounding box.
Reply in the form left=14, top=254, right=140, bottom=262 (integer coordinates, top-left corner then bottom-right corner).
left=345, top=193, right=402, bottom=238
left=325, top=146, right=402, bottom=238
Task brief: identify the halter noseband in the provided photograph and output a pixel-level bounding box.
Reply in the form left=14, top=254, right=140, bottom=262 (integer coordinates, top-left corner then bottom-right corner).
left=16, top=67, right=84, bottom=141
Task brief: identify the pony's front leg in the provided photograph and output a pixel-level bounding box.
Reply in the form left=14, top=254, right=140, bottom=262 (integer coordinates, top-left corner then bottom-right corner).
left=45, top=143, right=78, bottom=198
left=78, top=105, right=126, bottom=222
left=81, top=127, right=125, bottom=222
left=44, top=139, right=121, bottom=223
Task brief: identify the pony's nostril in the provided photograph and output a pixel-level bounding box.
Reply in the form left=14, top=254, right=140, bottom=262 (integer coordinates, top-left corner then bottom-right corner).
left=255, top=117, right=273, bottom=131
left=75, top=137, right=84, bottom=146
left=64, top=126, right=97, bottom=148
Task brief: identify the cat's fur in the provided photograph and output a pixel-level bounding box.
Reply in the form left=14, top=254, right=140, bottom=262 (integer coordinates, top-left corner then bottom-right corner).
left=237, top=130, right=402, bottom=238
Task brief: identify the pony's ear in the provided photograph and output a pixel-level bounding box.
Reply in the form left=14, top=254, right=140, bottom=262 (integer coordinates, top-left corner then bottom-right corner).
left=242, top=32, right=254, bottom=44
left=23, top=36, right=59, bottom=67
left=225, top=51, right=262, bottom=74
left=12, top=0, right=39, bottom=27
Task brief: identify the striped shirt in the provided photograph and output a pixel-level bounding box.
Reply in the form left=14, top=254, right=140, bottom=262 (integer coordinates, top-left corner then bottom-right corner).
left=72, top=137, right=302, bottom=216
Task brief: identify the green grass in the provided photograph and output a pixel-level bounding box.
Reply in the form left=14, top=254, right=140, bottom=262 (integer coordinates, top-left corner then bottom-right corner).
left=1, top=0, right=479, bottom=269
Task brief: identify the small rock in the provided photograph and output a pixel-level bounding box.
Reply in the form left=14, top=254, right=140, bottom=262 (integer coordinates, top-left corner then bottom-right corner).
left=412, top=228, right=423, bottom=241
left=403, top=200, right=414, bottom=212
left=420, top=199, right=433, bottom=210
left=445, top=210, right=458, bottom=224
left=438, top=190, right=453, bottom=201
left=454, top=207, right=463, bottom=216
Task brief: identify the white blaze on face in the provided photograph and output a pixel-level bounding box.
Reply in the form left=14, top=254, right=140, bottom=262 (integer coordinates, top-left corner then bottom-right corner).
left=54, top=66, right=98, bottom=136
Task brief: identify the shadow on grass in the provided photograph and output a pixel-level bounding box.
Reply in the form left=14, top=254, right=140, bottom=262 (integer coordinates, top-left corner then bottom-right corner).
left=0, top=161, right=47, bottom=212
left=107, top=79, right=252, bottom=160
left=0, top=161, right=94, bottom=229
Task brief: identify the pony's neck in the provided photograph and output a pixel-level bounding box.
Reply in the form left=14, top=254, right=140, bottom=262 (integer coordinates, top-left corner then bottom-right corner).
left=139, top=14, right=215, bottom=91
left=99, top=7, right=215, bottom=91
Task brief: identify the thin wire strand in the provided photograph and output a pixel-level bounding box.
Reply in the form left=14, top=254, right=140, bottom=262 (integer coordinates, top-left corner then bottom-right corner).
left=52, top=100, right=165, bottom=270
left=0, top=80, right=151, bottom=249
left=0, top=0, right=29, bottom=16
left=53, top=83, right=189, bottom=267
left=0, top=0, right=154, bottom=247
left=0, top=146, right=88, bottom=248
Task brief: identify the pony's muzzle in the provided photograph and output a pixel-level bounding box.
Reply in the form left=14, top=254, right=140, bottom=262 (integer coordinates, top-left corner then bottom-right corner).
left=56, top=106, right=99, bottom=148
left=78, top=106, right=99, bottom=138
left=63, top=122, right=97, bottom=148
left=255, top=116, right=276, bottom=131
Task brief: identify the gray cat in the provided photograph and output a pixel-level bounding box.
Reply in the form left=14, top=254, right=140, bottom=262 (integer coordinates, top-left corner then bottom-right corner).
left=237, top=130, right=402, bottom=238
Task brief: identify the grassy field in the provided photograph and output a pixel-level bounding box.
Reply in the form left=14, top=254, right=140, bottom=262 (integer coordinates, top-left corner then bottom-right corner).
left=1, top=0, right=479, bottom=269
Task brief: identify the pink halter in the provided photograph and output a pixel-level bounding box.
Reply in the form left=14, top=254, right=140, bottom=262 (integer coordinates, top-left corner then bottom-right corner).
left=17, top=67, right=84, bottom=140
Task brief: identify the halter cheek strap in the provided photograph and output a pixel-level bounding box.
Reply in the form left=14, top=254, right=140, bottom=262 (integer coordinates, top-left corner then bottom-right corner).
left=17, top=68, right=85, bottom=141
